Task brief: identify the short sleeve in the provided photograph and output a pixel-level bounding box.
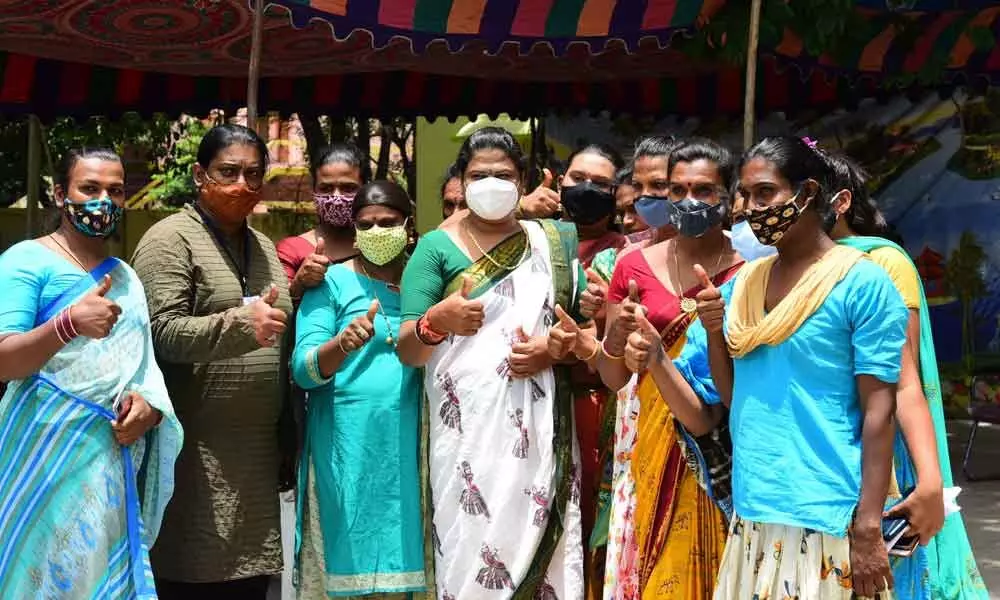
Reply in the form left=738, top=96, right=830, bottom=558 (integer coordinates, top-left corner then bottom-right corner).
left=0, top=244, right=45, bottom=335
left=868, top=247, right=921, bottom=310
left=847, top=261, right=909, bottom=383
left=276, top=236, right=308, bottom=285
left=400, top=232, right=448, bottom=322
left=291, top=276, right=339, bottom=389
left=673, top=318, right=721, bottom=405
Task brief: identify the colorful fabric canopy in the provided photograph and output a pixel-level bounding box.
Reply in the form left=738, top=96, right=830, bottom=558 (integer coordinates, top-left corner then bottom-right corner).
left=261, top=0, right=720, bottom=54
left=1, top=51, right=894, bottom=121
left=773, top=6, right=1000, bottom=82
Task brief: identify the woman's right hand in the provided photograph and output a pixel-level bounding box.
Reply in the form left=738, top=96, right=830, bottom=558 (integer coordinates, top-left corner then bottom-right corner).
left=293, top=237, right=331, bottom=291
left=579, top=269, right=608, bottom=320
left=71, top=275, right=122, bottom=339
left=251, top=284, right=288, bottom=348
left=606, top=279, right=642, bottom=355
left=625, top=307, right=663, bottom=373
left=336, top=300, right=379, bottom=353
left=427, top=276, right=485, bottom=336
left=693, top=264, right=725, bottom=334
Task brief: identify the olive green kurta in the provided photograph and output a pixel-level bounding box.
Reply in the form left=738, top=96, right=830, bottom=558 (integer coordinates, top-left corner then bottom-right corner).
left=132, top=205, right=292, bottom=583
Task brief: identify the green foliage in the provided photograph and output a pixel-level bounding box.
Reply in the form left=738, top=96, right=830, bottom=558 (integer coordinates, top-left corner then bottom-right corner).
left=946, top=231, right=988, bottom=371
left=145, top=118, right=214, bottom=208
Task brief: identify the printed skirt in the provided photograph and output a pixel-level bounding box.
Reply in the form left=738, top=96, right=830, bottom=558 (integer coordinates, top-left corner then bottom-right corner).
left=713, top=516, right=894, bottom=600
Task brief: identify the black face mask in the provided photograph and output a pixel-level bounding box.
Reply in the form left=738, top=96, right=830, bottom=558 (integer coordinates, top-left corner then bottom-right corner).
left=666, top=197, right=725, bottom=238
left=561, top=182, right=616, bottom=226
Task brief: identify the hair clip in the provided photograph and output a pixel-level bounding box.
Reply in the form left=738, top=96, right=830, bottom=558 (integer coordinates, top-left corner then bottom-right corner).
left=802, top=136, right=818, bottom=149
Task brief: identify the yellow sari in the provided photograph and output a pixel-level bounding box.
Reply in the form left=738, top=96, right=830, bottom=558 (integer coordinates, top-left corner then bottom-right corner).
left=631, top=268, right=739, bottom=600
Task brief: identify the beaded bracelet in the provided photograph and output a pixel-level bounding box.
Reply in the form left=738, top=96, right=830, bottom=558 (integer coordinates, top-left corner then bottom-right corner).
left=416, top=315, right=447, bottom=346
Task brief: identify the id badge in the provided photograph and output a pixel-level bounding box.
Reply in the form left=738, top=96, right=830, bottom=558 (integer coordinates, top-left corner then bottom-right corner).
left=242, top=296, right=260, bottom=306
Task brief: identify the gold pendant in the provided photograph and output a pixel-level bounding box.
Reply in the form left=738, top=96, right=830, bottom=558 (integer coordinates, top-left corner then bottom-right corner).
left=386, top=336, right=394, bottom=345
left=680, top=297, right=698, bottom=314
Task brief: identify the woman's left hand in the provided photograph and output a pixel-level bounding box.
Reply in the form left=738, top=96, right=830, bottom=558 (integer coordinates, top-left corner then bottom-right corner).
left=509, top=327, right=553, bottom=378
left=884, top=482, right=945, bottom=546
left=112, top=392, right=161, bottom=446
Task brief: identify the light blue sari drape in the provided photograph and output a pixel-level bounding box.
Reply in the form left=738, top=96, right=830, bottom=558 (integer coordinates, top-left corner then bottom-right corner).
left=0, top=258, right=182, bottom=599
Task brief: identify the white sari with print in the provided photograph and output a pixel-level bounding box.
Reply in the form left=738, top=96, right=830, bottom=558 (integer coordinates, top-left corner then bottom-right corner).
left=424, top=220, right=584, bottom=600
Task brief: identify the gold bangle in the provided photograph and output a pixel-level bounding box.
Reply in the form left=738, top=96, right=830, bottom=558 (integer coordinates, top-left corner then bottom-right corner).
left=601, top=339, right=624, bottom=361
left=578, top=338, right=600, bottom=362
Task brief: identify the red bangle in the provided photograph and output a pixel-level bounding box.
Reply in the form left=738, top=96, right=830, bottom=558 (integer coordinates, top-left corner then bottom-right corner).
left=64, top=306, right=79, bottom=338
left=416, top=315, right=447, bottom=346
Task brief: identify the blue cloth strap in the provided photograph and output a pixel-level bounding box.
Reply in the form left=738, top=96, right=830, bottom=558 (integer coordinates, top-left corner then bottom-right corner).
left=37, top=257, right=120, bottom=324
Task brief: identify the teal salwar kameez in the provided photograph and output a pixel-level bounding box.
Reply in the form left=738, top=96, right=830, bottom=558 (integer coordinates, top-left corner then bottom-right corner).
left=292, top=264, right=425, bottom=599
left=840, top=236, right=988, bottom=600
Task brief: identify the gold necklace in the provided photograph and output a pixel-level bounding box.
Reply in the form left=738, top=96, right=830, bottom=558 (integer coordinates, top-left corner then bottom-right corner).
left=463, top=221, right=528, bottom=271
left=358, top=262, right=398, bottom=346
left=48, top=234, right=89, bottom=271
left=672, top=240, right=726, bottom=314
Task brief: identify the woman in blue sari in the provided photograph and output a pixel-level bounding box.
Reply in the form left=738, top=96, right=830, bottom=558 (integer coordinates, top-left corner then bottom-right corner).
left=0, top=148, right=182, bottom=598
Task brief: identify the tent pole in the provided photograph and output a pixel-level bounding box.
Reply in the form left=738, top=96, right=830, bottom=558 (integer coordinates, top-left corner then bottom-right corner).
left=26, top=115, right=41, bottom=238
left=247, top=0, right=264, bottom=131
left=742, top=0, right=763, bottom=150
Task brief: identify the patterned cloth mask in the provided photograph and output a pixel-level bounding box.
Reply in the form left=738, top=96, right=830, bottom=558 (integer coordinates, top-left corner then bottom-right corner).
left=314, top=193, right=355, bottom=227
left=355, top=223, right=409, bottom=266
left=745, top=191, right=805, bottom=246
left=63, top=196, right=123, bottom=238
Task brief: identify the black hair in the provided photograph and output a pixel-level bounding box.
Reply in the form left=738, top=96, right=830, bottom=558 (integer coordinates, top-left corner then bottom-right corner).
left=311, top=142, right=371, bottom=186
left=741, top=136, right=834, bottom=215
left=565, top=143, right=625, bottom=173
left=439, top=162, right=462, bottom=198
left=668, top=137, right=736, bottom=191
left=632, top=134, right=684, bottom=162
left=454, top=126, right=527, bottom=181
left=57, top=147, right=122, bottom=189
left=822, top=151, right=888, bottom=237
left=615, top=166, right=634, bottom=186
left=196, top=124, right=269, bottom=171
left=352, top=179, right=414, bottom=219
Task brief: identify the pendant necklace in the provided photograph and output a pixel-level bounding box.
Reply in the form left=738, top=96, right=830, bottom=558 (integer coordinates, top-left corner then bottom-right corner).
left=358, top=262, right=398, bottom=346
left=48, top=233, right=90, bottom=271
left=464, top=221, right=528, bottom=271
left=673, top=240, right=725, bottom=314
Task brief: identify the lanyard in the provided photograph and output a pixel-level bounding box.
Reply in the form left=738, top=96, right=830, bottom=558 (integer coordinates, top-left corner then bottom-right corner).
left=195, top=205, right=252, bottom=296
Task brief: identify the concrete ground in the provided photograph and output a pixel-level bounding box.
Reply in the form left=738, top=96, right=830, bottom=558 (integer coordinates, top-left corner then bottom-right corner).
left=270, top=420, right=1000, bottom=599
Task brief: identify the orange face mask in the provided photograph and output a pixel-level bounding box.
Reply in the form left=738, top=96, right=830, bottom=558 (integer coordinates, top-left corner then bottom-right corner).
left=201, top=178, right=261, bottom=224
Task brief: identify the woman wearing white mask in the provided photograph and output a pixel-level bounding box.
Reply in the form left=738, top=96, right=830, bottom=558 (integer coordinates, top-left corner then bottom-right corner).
left=291, top=180, right=426, bottom=599
left=397, top=126, right=590, bottom=600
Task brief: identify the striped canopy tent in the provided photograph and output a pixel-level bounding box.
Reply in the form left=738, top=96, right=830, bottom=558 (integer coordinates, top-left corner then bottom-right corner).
left=770, top=3, right=1000, bottom=86
left=0, top=0, right=997, bottom=121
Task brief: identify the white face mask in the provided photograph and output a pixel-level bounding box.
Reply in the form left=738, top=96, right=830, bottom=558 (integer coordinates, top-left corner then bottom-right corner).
left=730, top=219, right=778, bottom=262
left=465, top=177, right=519, bottom=221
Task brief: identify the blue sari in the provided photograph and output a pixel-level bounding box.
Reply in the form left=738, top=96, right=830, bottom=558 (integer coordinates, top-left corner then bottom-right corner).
left=0, top=252, right=182, bottom=599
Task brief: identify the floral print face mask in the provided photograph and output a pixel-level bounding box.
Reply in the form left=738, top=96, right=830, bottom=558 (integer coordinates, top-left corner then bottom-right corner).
left=314, top=193, right=355, bottom=227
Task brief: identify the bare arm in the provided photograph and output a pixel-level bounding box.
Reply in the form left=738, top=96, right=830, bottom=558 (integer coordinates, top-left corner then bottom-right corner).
left=855, top=373, right=897, bottom=533
left=705, top=331, right=734, bottom=408
left=895, top=311, right=941, bottom=489
left=596, top=302, right=633, bottom=391
left=648, top=350, right=724, bottom=436
left=0, top=327, right=66, bottom=381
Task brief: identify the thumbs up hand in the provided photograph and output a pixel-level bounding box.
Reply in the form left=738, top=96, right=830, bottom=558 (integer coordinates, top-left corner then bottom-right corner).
left=547, top=304, right=582, bottom=360
left=70, top=274, right=122, bottom=339
left=605, top=278, right=644, bottom=358
left=693, top=264, right=725, bottom=334
left=294, top=236, right=331, bottom=291
left=518, top=167, right=561, bottom=218
left=426, top=275, right=485, bottom=336
left=625, top=306, right=664, bottom=373
left=336, top=299, right=380, bottom=353
left=579, top=268, right=608, bottom=320
left=252, top=283, right=288, bottom=347
left=509, top=325, right=552, bottom=378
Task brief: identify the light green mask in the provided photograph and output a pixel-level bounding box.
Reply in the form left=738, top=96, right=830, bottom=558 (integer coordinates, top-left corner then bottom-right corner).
left=355, top=224, right=408, bottom=266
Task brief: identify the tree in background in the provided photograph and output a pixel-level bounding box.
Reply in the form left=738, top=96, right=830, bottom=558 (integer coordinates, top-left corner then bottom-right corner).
left=946, top=231, right=988, bottom=372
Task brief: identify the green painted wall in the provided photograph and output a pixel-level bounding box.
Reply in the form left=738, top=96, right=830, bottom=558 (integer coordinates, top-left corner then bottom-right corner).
left=414, top=116, right=469, bottom=233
